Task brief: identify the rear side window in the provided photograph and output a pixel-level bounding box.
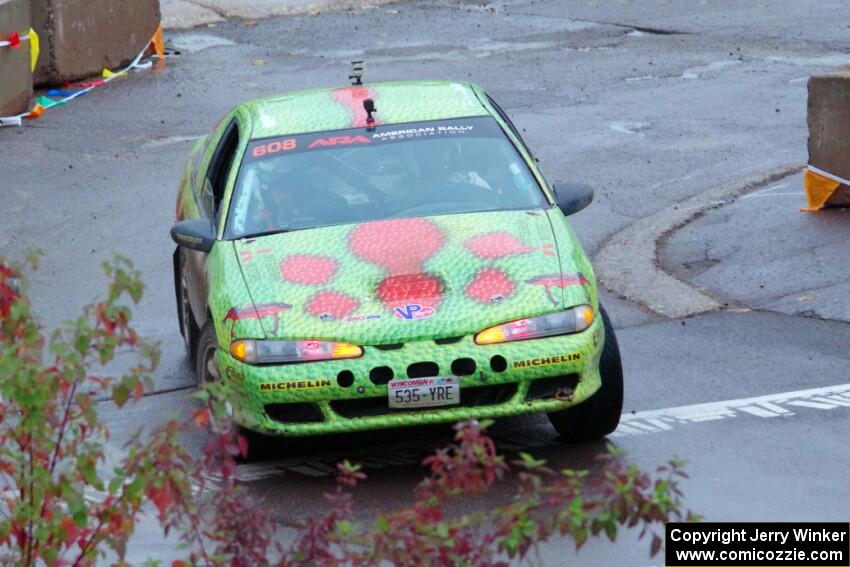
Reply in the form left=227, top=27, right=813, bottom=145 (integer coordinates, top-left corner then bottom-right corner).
left=204, top=121, right=240, bottom=218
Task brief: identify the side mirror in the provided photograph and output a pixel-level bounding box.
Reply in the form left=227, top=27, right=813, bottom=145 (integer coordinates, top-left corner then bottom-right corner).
left=170, top=220, right=216, bottom=253
left=551, top=182, right=594, bottom=216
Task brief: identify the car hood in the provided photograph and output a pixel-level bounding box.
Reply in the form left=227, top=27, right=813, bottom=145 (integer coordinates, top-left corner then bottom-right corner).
left=232, top=209, right=591, bottom=344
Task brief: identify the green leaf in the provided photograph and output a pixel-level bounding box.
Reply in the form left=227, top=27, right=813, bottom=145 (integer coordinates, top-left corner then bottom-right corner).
left=518, top=452, right=546, bottom=468
left=605, top=523, right=617, bottom=542
left=113, top=383, right=130, bottom=407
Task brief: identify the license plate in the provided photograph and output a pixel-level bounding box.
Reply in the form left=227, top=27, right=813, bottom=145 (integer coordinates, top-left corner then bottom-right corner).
left=388, top=376, right=460, bottom=409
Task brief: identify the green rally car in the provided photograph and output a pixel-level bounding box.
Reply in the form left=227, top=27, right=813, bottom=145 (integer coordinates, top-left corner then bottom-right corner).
left=170, top=80, right=623, bottom=447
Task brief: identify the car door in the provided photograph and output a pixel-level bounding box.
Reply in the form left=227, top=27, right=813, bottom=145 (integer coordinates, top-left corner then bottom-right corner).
left=185, top=119, right=242, bottom=326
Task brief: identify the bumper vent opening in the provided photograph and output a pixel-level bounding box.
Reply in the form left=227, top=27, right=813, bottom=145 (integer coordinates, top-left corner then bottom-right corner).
left=490, top=355, right=507, bottom=373
left=526, top=374, right=580, bottom=402
left=464, top=383, right=517, bottom=406
left=373, top=343, right=404, bottom=351
left=369, top=366, right=394, bottom=385
left=435, top=336, right=464, bottom=345
left=337, top=370, right=354, bottom=388
left=407, top=361, right=439, bottom=378
left=451, top=358, right=477, bottom=376
left=265, top=402, right=324, bottom=424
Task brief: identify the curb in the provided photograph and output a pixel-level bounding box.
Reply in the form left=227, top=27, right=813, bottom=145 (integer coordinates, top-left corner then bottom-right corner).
left=594, top=165, right=803, bottom=319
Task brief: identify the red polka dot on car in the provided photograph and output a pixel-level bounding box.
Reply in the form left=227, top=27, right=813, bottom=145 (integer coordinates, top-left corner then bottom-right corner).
left=464, top=231, right=537, bottom=259
left=306, top=291, right=359, bottom=320
left=280, top=255, right=339, bottom=285
left=349, top=218, right=445, bottom=274
left=466, top=268, right=516, bottom=304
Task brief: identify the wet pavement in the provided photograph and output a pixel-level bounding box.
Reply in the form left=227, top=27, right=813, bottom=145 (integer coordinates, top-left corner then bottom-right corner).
left=664, top=171, right=850, bottom=323
left=2, top=0, right=850, bottom=563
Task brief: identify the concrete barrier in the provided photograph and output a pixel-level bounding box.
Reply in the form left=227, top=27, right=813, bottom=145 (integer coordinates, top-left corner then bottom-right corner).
left=0, top=0, right=32, bottom=116
left=807, top=72, right=850, bottom=207
left=32, top=0, right=161, bottom=86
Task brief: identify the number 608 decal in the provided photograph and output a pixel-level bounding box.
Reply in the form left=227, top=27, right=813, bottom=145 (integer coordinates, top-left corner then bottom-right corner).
left=252, top=139, right=296, bottom=158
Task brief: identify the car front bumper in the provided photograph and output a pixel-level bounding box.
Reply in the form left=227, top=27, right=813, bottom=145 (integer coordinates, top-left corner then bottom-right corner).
left=217, top=316, right=605, bottom=437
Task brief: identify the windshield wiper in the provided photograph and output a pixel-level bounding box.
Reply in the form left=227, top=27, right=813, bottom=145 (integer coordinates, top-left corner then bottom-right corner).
left=237, top=227, right=296, bottom=240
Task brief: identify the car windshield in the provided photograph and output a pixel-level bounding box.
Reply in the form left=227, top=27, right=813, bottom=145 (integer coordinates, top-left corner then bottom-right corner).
left=225, top=116, right=548, bottom=239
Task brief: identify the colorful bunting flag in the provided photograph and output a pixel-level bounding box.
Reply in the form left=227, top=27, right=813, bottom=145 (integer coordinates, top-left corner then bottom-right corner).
left=29, top=28, right=39, bottom=71
left=802, top=165, right=850, bottom=212
left=0, top=25, right=165, bottom=128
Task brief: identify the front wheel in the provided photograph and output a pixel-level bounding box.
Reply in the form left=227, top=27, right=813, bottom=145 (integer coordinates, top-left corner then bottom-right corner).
left=547, top=305, right=623, bottom=442
left=177, top=249, right=200, bottom=362
left=195, top=321, right=220, bottom=387
left=195, top=321, right=279, bottom=462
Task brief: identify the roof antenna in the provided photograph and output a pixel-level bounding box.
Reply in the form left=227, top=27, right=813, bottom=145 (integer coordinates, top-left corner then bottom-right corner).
left=363, top=98, right=377, bottom=125
left=349, top=60, right=364, bottom=85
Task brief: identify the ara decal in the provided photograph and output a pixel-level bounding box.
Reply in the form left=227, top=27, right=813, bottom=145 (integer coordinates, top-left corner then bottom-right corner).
left=223, top=302, right=292, bottom=338
left=308, top=135, right=371, bottom=149
left=527, top=273, right=589, bottom=306
left=464, top=231, right=556, bottom=259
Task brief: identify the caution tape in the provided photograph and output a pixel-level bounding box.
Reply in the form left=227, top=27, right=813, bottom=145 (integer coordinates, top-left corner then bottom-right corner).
left=0, top=26, right=164, bottom=128
left=802, top=165, right=850, bottom=212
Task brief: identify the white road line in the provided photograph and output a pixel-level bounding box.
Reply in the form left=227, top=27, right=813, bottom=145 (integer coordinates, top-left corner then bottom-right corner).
left=816, top=396, right=850, bottom=407
left=614, top=382, right=850, bottom=437
left=756, top=401, right=793, bottom=415
left=739, top=192, right=804, bottom=199
left=231, top=383, right=850, bottom=480
left=785, top=400, right=836, bottom=410
left=737, top=405, right=781, bottom=418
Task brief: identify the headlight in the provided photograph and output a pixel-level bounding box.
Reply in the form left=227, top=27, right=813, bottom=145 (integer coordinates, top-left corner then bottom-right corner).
left=230, top=339, right=363, bottom=364
left=474, top=305, right=595, bottom=345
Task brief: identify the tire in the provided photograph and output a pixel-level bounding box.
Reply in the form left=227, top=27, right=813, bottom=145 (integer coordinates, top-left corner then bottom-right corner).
left=195, top=320, right=220, bottom=387
left=195, top=320, right=278, bottom=462
left=176, top=249, right=200, bottom=362
left=547, top=305, right=624, bottom=442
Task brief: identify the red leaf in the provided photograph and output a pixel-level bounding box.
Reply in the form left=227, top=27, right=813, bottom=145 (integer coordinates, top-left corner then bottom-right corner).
left=148, top=484, right=174, bottom=517
left=61, top=516, right=79, bottom=547
left=8, top=31, right=20, bottom=48
left=59, top=377, right=70, bottom=399
left=133, top=381, right=145, bottom=402
left=191, top=408, right=211, bottom=428
left=237, top=433, right=249, bottom=458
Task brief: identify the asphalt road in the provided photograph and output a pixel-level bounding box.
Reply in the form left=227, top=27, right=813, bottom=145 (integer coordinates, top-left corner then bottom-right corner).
left=2, top=1, right=849, bottom=564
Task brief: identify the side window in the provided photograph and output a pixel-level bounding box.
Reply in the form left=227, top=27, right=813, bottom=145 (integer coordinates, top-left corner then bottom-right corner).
left=204, top=121, right=241, bottom=218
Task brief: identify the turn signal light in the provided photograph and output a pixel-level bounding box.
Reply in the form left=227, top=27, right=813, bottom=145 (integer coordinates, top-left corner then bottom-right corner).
left=474, top=305, right=595, bottom=345
left=230, top=339, right=363, bottom=364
